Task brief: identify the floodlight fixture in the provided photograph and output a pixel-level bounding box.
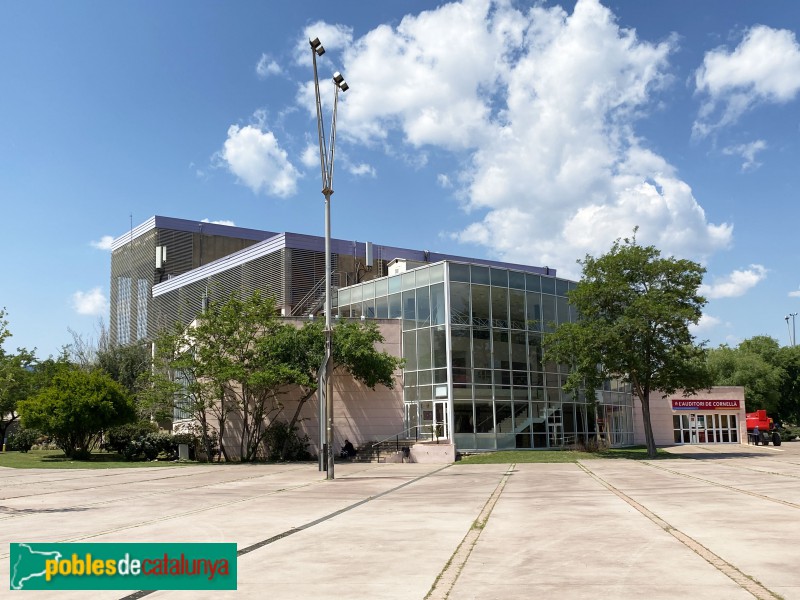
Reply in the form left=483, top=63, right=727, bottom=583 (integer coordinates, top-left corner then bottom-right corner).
left=310, top=37, right=325, bottom=56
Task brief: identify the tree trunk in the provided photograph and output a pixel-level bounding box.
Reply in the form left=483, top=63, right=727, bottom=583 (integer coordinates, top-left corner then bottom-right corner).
left=639, top=386, right=658, bottom=458
left=279, top=389, right=315, bottom=460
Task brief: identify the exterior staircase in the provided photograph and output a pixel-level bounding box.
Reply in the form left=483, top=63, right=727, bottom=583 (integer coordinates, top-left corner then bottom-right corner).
left=350, top=438, right=420, bottom=463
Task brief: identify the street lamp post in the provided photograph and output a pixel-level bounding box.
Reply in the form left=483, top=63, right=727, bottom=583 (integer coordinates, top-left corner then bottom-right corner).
left=310, top=37, right=348, bottom=480
left=787, top=313, right=798, bottom=347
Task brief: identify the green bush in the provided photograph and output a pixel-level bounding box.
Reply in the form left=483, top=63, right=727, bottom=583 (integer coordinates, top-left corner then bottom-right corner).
left=104, top=422, right=199, bottom=461
left=780, top=426, right=799, bottom=442
left=7, top=427, right=42, bottom=452
left=104, top=421, right=159, bottom=457
left=264, top=421, right=311, bottom=461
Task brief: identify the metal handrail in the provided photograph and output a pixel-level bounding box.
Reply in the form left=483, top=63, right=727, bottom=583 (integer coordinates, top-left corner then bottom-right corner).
left=291, top=277, right=326, bottom=316
left=366, top=425, right=436, bottom=462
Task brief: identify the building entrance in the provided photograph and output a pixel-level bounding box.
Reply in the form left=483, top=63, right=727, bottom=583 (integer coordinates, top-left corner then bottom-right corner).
left=673, top=413, right=739, bottom=444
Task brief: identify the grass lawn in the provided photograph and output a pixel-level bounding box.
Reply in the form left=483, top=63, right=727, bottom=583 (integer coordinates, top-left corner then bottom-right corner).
left=0, top=449, right=199, bottom=469
left=457, top=446, right=675, bottom=464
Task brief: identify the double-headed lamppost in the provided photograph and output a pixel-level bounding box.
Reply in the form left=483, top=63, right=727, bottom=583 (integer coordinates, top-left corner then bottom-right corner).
left=310, top=37, right=348, bottom=480
left=786, top=312, right=798, bottom=347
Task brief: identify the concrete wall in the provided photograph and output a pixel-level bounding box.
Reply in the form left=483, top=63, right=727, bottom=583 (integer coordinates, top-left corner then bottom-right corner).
left=633, top=386, right=746, bottom=446
left=174, top=319, right=404, bottom=460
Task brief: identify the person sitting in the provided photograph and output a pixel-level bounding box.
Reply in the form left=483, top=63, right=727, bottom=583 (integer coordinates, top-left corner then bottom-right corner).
left=340, top=439, right=357, bottom=459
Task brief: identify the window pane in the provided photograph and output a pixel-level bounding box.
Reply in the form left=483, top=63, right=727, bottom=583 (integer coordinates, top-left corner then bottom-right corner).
left=450, top=282, right=471, bottom=325
left=432, top=326, right=447, bottom=369
left=472, top=329, right=491, bottom=369
left=389, top=293, right=401, bottom=318
left=402, top=290, right=416, bottom=329
left=375, top=278, right=389, bottom=297
left=429, top=263, right=444, bottom=284
left=450, top=263, right=471, bottom=283
left=454, top=402, right=474, bottom=433
left=556, top=295, right=570, bottom=325
left=475, top=401, right=494, bottom=432
left=417, top=328, right=432, bottom=370
left=493, top=330, right=510, bottom=370
left=527, top=333, right=543, bottom=372
left=451, top=327, right=472, bottom=370
left=416, top=268, right=430, bottom=287
left=491, top=268, right=508, bottom=287
left=496, top=402, right=513, bottom=433
left=363, top=281, right=376, bottom=301
left=388, top=275, right=401, bottom=294
left=509, top=270, right=525, bottom=290
left=511, top=332, right=527, bottom=370
left=526, top=274, right=541, bottom=293
left=527, top=292, right=542, bottom=331
left=471, top=265, right=490, bottom=285
left=556, top=279, right=570, bottom=296
left=402, top=272, right=416, bottom=291
left=403, top=331, right=416, bottom=370
left=541, top=277, right=556, bottom=295
left=509, top=290, right=525, bottom=329
left=471, top=285, right=491, bottom=327
left=430, top=283, right=446, bottom=325
left=492, top=287, right=509, bottom=328
left=375, top=295, right=388, bottom=318
left=541, top=294, right=556, bottom=332
left=417, top=287, right=431, bottom=326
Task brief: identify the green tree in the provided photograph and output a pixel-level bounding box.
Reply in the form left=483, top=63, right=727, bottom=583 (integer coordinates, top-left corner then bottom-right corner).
left=0, top=348, right=36, bottom=449
left=0, top=309, right=39, bottom=449
left=272, top=319, right=402, bottom=460
left=706, top=338, right=783, bottom=415
left=544, top=231, right=711, bottom=458
left=140, top=321, right=223, bottom=462
left=146, top=291, right=307, bottom=462
left=18, top=369, right=136, bottom=459
left=776, top=345, right=800, bottom=424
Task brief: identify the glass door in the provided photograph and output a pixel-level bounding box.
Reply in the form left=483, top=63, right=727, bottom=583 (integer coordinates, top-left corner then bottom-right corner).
left=433, top=401, right=450, bottom=441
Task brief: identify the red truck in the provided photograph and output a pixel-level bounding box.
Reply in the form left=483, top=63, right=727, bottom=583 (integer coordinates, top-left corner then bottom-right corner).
left=746, top=409, right=782, bottom=446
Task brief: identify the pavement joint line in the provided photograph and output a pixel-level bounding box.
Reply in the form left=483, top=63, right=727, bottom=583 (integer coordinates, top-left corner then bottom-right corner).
left=0, top=464, right=310, bottom=502
left=118, top=464, right=452, bottom=600
left=577, top=461, right=782, bottom=600
left=671, top=452, right=800, bottom=481
left=0, top=478, right=322, bottom=562
left=0, top=465, right=315, bottom=523
left=638, top=460, right=800, bottom=511
left=425, top=464, right=514, bottom=600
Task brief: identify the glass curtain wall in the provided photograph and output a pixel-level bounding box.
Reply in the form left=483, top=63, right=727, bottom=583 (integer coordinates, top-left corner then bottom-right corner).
left=337, top=261, right=634, bottom=450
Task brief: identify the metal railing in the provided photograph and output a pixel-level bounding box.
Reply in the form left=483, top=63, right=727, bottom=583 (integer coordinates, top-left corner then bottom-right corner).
left=367, top=424, right=438, bottom=463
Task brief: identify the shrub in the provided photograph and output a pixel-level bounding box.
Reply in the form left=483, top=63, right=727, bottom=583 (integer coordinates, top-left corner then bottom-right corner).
left=780, top=426, right=799, bottom=443
left=7, top=428, right=42, bottom=452
left=19, top=369, right=136, bottom=459
left=264, top=421, right=312, bottom=461
left=104, top=421, right=159, bottom=457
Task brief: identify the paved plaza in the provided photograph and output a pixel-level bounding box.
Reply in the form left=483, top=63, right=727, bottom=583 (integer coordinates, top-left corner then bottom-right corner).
left=2, top=443, right=800, bottom=599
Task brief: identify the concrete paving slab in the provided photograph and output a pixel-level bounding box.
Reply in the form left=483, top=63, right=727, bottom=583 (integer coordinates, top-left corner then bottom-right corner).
left=3, top=445, right=800, bottom=599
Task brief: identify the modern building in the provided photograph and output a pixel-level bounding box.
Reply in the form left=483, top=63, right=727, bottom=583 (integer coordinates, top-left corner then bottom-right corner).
left=336, top=260, right=635, bottom=451
left=633, top=387, right=746, bottom=446
left=110, top=215, right=637, bottom=456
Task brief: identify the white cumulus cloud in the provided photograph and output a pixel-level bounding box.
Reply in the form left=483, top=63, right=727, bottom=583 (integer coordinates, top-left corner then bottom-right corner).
left=722, top=140, right=767, bottom=171
left=220, top=124, right=300, bottom=197
left=694, top=25, right=800, bottom=136
left=201, top=218, right=236, bottom=226
left=72, top=288, right=108, bottom=316
left=256, top=53, right=282, bottom=78
left=90, top=235, right=114, bottom=251
left=302, top=0, right=731, bottom=276
left=348, top=162, right=376, bottom=177
left=690, top=313, right=722, bottom=336
left=700, top=264, right=767, bottom=299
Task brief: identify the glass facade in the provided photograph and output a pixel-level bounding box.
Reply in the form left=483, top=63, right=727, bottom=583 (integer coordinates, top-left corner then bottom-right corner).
left=338, top=261, right=635, bottom=451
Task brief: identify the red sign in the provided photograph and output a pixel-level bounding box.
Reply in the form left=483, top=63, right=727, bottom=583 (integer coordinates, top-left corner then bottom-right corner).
left=671, top=399, right=740, bottom=411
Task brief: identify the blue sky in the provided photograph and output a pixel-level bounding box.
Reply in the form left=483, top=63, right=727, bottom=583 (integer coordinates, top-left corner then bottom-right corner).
left=2, top=0, right=800, bottom=356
